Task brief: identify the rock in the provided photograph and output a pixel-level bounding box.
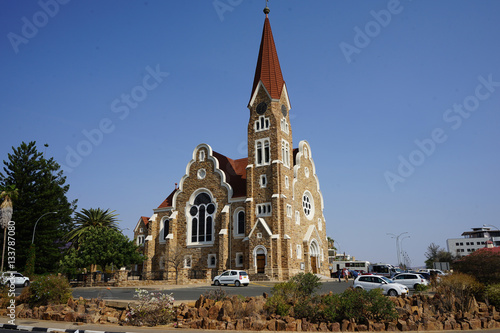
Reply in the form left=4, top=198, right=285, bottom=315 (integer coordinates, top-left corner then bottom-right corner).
left=226, top=322, right=235, bottom=330
left=198, top=306, right=208, bottom=318
left=357, top=324, right=368, bottom=331
left=469, top=319, right=482, bottom=330
left=251, top=320, right=266, bottom=331
left=318, top=322, right=328, bottom=332
left=67, top=297, right=76, bottom=309
left=207, top=302, right=221, bottom=320
left=397, top=319, right=408, bottom=331
left=329, top=322, right=340, bottom=332
left=371, top=322, right=385, bottom=332
left=276, top=319, right=286, bottom=331
left=107, top=316, right=119, bottom=324
left=267, top=319, right=276, bottom=331
left=235, top=319, right=244, bottom=330
left=195, top=295, right=205, bottom=309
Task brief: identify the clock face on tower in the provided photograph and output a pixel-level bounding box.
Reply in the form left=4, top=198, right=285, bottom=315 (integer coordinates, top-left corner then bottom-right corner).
left=281, top=104, right=287, bottom=117
left=256, top=102, right=268, bottom=115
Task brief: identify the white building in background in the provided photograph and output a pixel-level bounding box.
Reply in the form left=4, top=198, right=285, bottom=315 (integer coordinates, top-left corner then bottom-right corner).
left=447, top=227, right=500, bottom=257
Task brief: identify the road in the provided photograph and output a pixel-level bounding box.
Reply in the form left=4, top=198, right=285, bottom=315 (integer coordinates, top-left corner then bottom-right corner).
left=72, top=280, right=355, bottom=302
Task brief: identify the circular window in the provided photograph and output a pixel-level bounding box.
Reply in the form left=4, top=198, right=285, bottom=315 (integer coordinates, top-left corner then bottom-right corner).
left=197, top=169, right=206, bottom=179
left=302, top=191, right=314, bottom=220
left=190, top=206, right=198, bottom=216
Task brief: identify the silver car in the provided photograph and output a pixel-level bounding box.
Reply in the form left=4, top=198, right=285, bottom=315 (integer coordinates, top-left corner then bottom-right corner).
left=1, top=272, right=30, bottom=287
left=353, top=274, right=409, bottom=296
left=391, top=273, right=429, bottom=289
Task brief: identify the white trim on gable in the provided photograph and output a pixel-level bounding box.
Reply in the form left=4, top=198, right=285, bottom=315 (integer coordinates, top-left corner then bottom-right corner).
left=174, top=143, right=244, bottom=208
left=293, top=140, right=325, bottom=211
left=303, top=225, right=323, bottom=247
left=248, top=217, right=272, bottom=238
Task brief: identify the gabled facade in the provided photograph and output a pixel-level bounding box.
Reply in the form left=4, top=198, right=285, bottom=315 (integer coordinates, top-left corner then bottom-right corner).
left=142, top=7, right=329, bottom=282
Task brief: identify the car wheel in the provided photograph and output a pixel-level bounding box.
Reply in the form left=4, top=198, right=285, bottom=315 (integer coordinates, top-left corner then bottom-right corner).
left=388, top=289, right=398, bottom=297
left=214, top=280, right=220, bottom=286
left=235, top=280, right=241, bottom=287
left=355, top=286, right=363, bottom=290
left=24, top=281, right=29, bottom=287
left=414, top=284, right=420, bottom=289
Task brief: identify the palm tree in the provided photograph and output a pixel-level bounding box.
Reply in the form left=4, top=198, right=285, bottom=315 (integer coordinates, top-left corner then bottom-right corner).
left=1, top=185, right=19, bottom=272
left=66, top=208, right=120, bottom=245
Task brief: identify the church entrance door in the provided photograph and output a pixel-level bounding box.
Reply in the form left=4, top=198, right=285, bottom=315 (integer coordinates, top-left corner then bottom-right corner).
left=311, top=256, right=318, bottom=274
left=257, top=254, right=265, bottom=273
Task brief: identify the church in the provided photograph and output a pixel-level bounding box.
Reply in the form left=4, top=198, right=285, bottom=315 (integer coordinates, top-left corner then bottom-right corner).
left=134, top=6, right=330, bottom=282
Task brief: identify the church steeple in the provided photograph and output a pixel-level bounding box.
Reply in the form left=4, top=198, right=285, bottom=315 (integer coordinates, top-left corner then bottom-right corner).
left=250, top=6, right=285, bottom=104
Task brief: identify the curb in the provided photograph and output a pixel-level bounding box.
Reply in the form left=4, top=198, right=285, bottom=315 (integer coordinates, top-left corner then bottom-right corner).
left=0, top=323, right=137, bottom=333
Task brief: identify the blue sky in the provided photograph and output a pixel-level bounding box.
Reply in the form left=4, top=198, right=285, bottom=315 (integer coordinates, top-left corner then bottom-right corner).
left=1, top=0, right=499, bottom=268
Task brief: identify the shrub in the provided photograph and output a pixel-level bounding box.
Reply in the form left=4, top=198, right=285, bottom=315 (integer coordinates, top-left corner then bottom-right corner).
left=437, top=273, right=484, bottom=313
left=290, top=272, right=322, bottom=296
left=265, top=281, right=298, bottom=316
left=415, top=284, right=430, bottom=293
left=126, top=289, right=175, bottom=326
left=319, top=288, right=397, bottom=324
left=453, top=251, right=500, bottom=284
left=24, top=275, right=72, bottom=307
left=203, top=287, right=227, bottom=302
left=485, top=283, right=500, bottom=309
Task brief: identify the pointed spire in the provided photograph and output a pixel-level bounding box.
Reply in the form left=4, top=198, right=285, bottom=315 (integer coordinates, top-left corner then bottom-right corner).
left=250, top=5, right=285, bottom=102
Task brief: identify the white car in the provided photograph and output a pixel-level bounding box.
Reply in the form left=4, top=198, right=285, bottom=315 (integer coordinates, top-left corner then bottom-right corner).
left=353, top=274, right=409, bottom=296
left=1, top=272, right=30, bottom=287
left=213, top=270, right=249, bottom=287
left=391, top=273, right=429, bottom=289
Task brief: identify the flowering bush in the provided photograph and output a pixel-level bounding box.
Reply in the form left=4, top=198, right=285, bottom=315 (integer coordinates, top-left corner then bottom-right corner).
left=126, top=289, right=175, bottom=326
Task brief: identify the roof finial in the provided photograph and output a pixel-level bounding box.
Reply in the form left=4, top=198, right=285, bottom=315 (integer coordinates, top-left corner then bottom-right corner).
left=263, top=0, right=270, bottom=17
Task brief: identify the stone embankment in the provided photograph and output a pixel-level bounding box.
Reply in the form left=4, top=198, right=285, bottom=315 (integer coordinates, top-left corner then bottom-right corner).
left=3, top=293, right=500, bottom=331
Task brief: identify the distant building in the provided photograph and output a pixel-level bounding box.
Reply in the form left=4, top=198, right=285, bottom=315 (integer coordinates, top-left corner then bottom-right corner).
left=446, top=227, right=500, bottom=257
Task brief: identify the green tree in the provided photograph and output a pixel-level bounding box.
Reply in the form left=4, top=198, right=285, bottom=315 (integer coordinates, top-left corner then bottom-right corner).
left=0, top=142, right=76, bottom=273
left=66, top=208, right=119, bottom=244
left=61, top=227, right=145, bottom=273
left=424, top=243, right=454, bottom=269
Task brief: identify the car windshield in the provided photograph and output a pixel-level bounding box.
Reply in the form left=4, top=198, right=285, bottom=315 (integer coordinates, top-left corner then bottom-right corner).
left=381, top=276, right=394, bottom=283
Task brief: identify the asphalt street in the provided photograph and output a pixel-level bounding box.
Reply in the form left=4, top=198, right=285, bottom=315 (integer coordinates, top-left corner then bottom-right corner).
left=72, top=280, right=355, bottom=303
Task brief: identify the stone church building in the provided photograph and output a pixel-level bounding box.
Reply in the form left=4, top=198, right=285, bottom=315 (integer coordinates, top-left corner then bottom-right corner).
left=135, top=7, right=329, bottom=282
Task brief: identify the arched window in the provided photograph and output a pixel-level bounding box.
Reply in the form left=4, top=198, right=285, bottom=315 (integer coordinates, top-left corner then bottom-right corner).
left=189, top=192, right=216, bottom=244
left=255, top=139, right=270, bottom=166
left=236, top=210, right=245, bottom=236
left=163, top=218, right=170, bottom=240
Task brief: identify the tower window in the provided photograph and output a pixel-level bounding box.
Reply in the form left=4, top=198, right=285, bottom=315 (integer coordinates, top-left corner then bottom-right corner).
left=236, top=252, right=244, bottom=267
left=199, top=150, right=205, bottom=161
left=280, top=118, right=289, bottom=134
left=260, top=174, right=267, bottom=187
left=256, top=203, right=272, bottom=217
left=286, top=204, right=292, bottom=218
left=255, top=138, right=270, bottom=166
left=282, top=140, right=290, bottom=167
left=295, top=211, right=300, bottom=225
left=255, top=116, right=270, bottom=132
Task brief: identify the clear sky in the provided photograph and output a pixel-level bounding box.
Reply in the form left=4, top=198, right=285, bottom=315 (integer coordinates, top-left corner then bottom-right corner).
left=1, top=0, right=499, bottom=268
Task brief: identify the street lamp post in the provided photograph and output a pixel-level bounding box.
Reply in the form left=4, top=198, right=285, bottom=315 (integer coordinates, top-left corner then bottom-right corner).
left=387, top=232, right=408, bottom=266
left=32, top=211, right=58, bottom=244
left=400, top=236, right=410, bottom=268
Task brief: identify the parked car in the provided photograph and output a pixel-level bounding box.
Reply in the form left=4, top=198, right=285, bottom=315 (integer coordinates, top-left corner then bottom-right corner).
left=409, top=271, right=431, bottom=281
left=0, top=272, right=30, bottom=287
left=353, top=274, right=409, bottom=296
left=391, top=273, right=429, bottom=289
left=213, top=270, right=249, bottom=287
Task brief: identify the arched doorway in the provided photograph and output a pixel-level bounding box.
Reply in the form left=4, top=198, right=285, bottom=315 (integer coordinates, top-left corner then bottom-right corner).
left=253, top=246, right=267, bottom=274
left=309, top=240, right=319, bottom=274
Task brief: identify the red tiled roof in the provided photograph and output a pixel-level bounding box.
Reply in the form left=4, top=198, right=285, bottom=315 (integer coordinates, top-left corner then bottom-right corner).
left=140, top=216, right=149, bottom=226
left=213, top=151, right=247, bottom=198
left=473, top=246, right=500, bottom=255
left=157, top=188, right=178, bottom=209
left=250, top=15, right=285, bottom=101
